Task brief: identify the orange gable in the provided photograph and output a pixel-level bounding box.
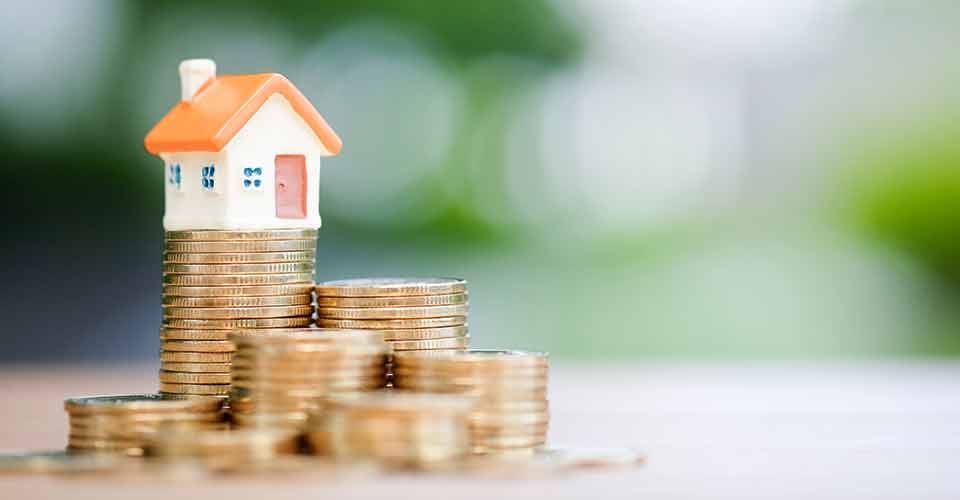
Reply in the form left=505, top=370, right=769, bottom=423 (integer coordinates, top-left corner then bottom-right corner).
left=144, top=73, right=342, bottom=156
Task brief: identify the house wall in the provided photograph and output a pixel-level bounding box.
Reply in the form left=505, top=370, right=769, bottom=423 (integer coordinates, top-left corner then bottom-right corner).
left=160, top=94, right=326, bottom=230
left=161, top=151, right=228, bottom=230
left=221, top=94, right=325, bottom=230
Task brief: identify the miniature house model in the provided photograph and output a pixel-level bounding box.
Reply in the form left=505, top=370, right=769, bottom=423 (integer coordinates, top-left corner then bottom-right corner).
left=144, top=59, right=342, bottom=230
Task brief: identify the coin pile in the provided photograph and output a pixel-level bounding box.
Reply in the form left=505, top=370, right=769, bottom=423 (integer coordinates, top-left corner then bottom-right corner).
left=392, top=350, right=549, bottom=454
left=64, top=394, right=225, bottom=456
left=161, top=229, right=318, bottom=398
left=305, top=392, right=473, bottom=468
left=228, top=329, right=391, bottom=428
left=315, top=278, right=469, bottom=353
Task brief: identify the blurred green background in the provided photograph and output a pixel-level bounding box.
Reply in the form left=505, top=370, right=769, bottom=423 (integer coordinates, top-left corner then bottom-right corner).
left=2, top=0, right=959, bottom=361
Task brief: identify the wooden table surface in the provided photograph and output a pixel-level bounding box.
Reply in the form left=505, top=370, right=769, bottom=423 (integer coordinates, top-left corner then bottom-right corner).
left=1, top=362, right=957, bottom=499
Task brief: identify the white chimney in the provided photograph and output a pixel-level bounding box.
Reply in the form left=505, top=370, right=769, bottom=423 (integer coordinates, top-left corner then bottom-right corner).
left=178, top=59, right=216, bottom=102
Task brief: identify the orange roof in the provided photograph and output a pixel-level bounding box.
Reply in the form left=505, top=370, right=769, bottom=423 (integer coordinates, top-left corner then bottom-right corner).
left=144, top=73, right=342, bottom=156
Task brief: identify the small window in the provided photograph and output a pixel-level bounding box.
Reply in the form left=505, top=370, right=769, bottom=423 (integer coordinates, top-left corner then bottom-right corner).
left=201, top=164, right=216, bottom=191
left=168, top=163, right=182, bottom=190
left=242, top=167, right=263, bottom=191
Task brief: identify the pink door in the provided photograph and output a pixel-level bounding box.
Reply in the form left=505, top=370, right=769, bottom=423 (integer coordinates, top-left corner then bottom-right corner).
left=275, top=154, right=307, bottom=219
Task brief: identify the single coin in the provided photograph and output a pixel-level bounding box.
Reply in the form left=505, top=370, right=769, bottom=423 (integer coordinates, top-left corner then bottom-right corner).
left=317, top=304, right=468, bottom=320
left=316, top=317, right=466, bottom=329
left=316, top=293, right=467, bottom=308
left=0, top=450, right=128, bottom=475
left=388, top=336, right=470, bottom=351
left=64, top=394, right=223, bottom=415
left=162, top=283, right=314, bottom=297
left=165, top=239, right=316, bottom=253
left=165, top=229, right=318, bottom=241
left=159, top=371, right=232, bottom=384
left=470, top=411, right=551, bottom=427
left=160, top=328, right=232, bottom=340
left=163, top=305, right=314, bottom=319
left=158, top=383, right=231, bottom=396
left=160, top=351, right=233, bottom=363
left=163, top=273, right=314, bottom=286
left=394, top=349, right=548, bottom=369
left=378, top=326, right=468, bottom=341
left=159, top=340, right=236, bottom=353
left=163, top=317, right=312, bottom=330
left=160, top=362, right=233, bottom=373
left=163, top=251, right=315, bottom=264
left=315, top=278, right=467, bottom=297
left=162, top=295, right=311, bottom=308
left=163, top=262, right=314, bottom=275
left=472, top=434, right=547, bottom=449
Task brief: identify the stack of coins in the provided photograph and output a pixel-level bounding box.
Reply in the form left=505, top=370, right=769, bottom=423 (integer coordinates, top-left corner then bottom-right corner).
left=392, top=350, right=549, bottom=454
left=228, top=329, right=391, bottom=428
left=64, top=394, right=225, bottom=456
left=161, top=229, right=318, bottom=398
left=305, top=392, right=473, bottom=468
left=315, top=278, right=469, bottom=353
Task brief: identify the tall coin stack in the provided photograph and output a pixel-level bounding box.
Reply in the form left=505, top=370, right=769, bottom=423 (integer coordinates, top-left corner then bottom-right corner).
left=315, top=278, right=470, bottom=353
left=305, top=392, right=473, bottom=468
left=161, top=229, right=318, bottom=399
left=392, top=350, right=549, bottom=455
left=228, top=329, right=391, bottom=428
left=65, top=394, right=225, bottom=456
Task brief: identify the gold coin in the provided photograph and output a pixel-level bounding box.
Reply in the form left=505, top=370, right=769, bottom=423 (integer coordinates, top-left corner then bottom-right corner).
left=163, top=262, right=314, bottom=275
left=0, top=450, right=129, bottom=475
left=165, top=229, right=317, bottom=241
left=163, top=273, right=314, bottom=286
left=163, top=251, right=315, bottom=264
left=316, top=317, right=466, bottom=329
left=163, top=317, right=312, bottom=330
left=394, top=349, right=548, bottom=368
left=228, top=328, right=386, bottom=346
left=162, top=283, right=314, bottom=297
left=162, top=295, right=311, bottom=308
left=471, top=434, right=547, bottom=449
left=470, top=411, right=550, bottom=427
left=163, top=305, right=314, bottom=320
left=316, top=293, right=467, bottom=308
left=160, top=362, right=233, bottom=373
left=377, top=326, right=467, bottom=341
left=160, top=351, right=233, bottom=363
left=159, top=371, right=232, bottom=384
left=315, top=278, right=467, bottom=297
left=64, top=394, right=222, bottom=415
left=158, top=383, right=231, bottom=396
left=160, top=340, right=236, bottom=353
left=159, top=328, right=231, bottom=340
left=317, top=304, right=468, bottom=319
left=388, top=336, right=470, bottom=351
left=165, top=240, right=316, bottom=253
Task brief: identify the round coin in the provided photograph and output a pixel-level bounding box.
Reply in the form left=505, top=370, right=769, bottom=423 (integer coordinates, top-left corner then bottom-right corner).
left=163, top=262, right=314, bottom=275
left=165, top=229, right=318, bottom=241
left=160, top=362, right=233, bottom=373
left=388, top=336, right=470, bottom=351
left=160, top=351, right=233, bottom=363
left=316, top=293, right=467, bottom=308
left=159, top=340, right=236, bottom=353
left=165, top=239, right=316, bottom=253
left=379, top=325, right=468, bottom=341
left=317, top=304, right=468, bottom=320
left=315, top=277, right=467, bottom=297
left=162, top=283, right=314, bottom=297
left=162, top=295, right=311, bottom=308
left=163, top=273, right=314, bottom=286
left=163, top=317, right=312, bottom=330
left=64, top=394, right=223, bottom=415
left=158, top=383, right=231, bottom=396
left=159, top=371, right=232, bottom=384
left=163, top=251, right=315, bottom=264
left=316, top=317, right=466, bottom=329
left=163, top=305, right=314, bottom=319
left=160, top=328, right=232, bottom=340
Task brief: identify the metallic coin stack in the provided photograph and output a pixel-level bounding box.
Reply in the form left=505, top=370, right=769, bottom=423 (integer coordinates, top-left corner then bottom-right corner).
left=161, top=229, right=318, bottom=398
left=392, top=350, right=549, bottom=454
left=305, top=392, right=473, bottom=468
left=228, top=329, right=391, bottom=428
left=315, top=278, right=470, bottom=353
left=64, top=394, right=225, bottom=456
